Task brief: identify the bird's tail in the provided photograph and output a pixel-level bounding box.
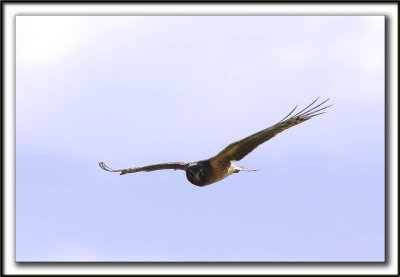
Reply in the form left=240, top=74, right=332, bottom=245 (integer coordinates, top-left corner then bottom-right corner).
left=232, top=164, right=260, bottom=173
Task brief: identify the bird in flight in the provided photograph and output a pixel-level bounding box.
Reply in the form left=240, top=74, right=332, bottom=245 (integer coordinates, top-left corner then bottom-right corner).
left=99, top=98, right=331, bottom=187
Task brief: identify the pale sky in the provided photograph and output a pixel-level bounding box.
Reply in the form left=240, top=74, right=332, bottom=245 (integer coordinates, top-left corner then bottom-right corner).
left=16, top=16, right=384, bottom=262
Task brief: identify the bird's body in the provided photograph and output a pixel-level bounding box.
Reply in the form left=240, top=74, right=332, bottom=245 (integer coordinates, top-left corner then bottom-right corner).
left=99, top=98, right=331, bottom=187
left=194, top=159, right=236, bottom=187
left=207, top=160, right=235, bottom=186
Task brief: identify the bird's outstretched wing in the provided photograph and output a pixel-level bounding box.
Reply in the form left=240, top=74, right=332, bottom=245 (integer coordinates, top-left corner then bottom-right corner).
left=99, top=161, right=189, bottom=175
left=211, top=98, right=331, bottom=165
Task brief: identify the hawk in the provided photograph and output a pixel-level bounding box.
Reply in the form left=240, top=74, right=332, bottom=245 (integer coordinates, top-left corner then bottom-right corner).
left=99, top=98, right=331, bottom=187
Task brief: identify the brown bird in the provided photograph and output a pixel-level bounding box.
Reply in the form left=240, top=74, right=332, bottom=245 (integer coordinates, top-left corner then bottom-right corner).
left=99, top=98, right=331, bottom=187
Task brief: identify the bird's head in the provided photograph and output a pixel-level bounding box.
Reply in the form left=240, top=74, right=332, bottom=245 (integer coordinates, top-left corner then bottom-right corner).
left=186, top=162, right=210, bottom=187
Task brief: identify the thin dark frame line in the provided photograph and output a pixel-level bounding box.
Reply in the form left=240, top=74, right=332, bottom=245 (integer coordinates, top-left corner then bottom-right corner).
left=2, top=0, right=400, bottom=3
left=2, top=0, right=395, bottom=274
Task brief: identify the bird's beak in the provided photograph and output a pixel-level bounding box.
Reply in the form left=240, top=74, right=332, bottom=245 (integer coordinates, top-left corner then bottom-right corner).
left=193, top=173, right=201, bottom=182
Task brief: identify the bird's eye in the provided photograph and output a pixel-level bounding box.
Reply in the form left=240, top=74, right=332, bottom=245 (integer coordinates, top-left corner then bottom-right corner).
left=199, top=171, right=205, bottom=177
